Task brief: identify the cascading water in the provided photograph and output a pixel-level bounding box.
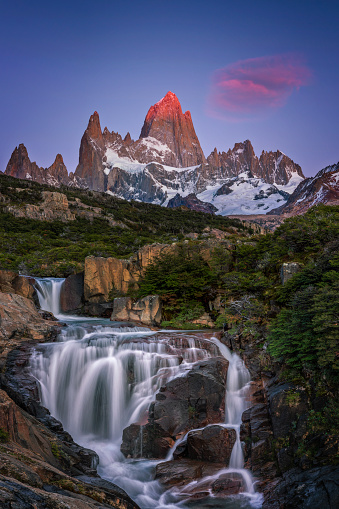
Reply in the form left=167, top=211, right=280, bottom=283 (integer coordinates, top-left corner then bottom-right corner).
left=30, top=278, right=263, bottom=509
left=35, top=277, right=65, bottom=317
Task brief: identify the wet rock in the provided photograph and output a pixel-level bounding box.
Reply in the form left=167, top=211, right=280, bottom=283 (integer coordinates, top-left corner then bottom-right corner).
left=121, top=422, right=174, bottom=459
left=155, top=458, right=222, bottom=487
left=211, top=472, right=245, bottom=496
left=121, top=357, right=228, bottom=459
left=83, top=302, right=114, bottom=317
left=60, top=272, right=84, bottom=313
left=186, top=425, right=236, bottom=464
left=151, top=357, right=228, bottom=437
left=267, top=382, right=309, bottom=440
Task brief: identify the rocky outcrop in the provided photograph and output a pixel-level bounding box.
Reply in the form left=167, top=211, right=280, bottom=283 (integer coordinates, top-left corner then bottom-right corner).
left=155, top=458, right=225, bottom=488
left=262, top=465, right=339, bottom=509
left=5, top=191, right=76, bottom=222
left=84, top=244, right=172, bottom=304
left=179, top=425, right=236, bottom=464
left=121, top=357, right=228, bottom=459
left=167, top=193, right=217, bottom=213
left=111, top=295, right=162, bottom=326
left=280, top=262, right=302, bottom=285
left=60, top=273, right=84, bottom=313
left=0, top=293, right=55, bottom=344
left=270, top=162, right=339, bottom=216
left=0, top=271, right=36, bottom=301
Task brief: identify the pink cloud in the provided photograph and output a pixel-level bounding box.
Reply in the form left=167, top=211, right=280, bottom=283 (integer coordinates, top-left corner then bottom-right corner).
left=208, top=54, right=312, bottom=120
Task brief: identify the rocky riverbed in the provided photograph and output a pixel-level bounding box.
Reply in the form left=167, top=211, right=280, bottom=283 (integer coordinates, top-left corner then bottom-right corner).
left=0, top=271, right=338, bottom=508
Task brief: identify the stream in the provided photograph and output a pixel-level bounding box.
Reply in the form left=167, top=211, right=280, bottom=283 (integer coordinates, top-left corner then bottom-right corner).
left=30, top=278, right=263, bottom=509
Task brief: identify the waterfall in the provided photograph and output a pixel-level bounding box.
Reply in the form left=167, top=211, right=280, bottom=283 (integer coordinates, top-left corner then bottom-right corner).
left=29, top=278, right=262, bottom=508
left=35, top=277, right=65, bottom=317
left=214, top=338, right=251, bottom=469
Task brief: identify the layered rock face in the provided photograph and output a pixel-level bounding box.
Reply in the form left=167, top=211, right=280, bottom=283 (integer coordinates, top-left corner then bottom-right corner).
left=83, top=244, right=173, bottom=304
left=5, top=191, right=76, bottom=222
left=270, top=162, right=339, bottom=215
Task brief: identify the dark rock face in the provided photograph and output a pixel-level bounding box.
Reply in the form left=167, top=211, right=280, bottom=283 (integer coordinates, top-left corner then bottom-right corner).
left=121, top=357, right=228, bottom=459
left=263, top=465, right=339, bottom=509
left=167, top=193, right=217, bottom=214
left=280, top=263, right=302, bottom=285
left=60, top=273, right=84, bottom=313
left=121, top=422, right=175, bottom=459
left=215, top=183, right=233, bottom=196
left=185, top=425, right=236, bottom=464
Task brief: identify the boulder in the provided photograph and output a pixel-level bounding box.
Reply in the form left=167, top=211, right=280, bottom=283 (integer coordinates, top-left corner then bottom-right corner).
left=155, top=459, right=222, bottom=488
left=60, top=273, right=84, bottom=313
left=121, top=422, right=174, bottom=459
left=121, top=357, right=228, bottom=459
left=263, top=465, right=339, bottom=509
left=186, top=425, right=236, bottom=464
left=111, top=295, right=162, bottom=326
left=211, top=472, right=245, bottom=496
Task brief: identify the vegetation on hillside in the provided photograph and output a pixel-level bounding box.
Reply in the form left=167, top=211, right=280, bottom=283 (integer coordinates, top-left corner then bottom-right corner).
left=1, top=174, right=338, bottom=457
left=137, top=205, right=339, bottom=442
left=0, top=174, right=248, bottom=276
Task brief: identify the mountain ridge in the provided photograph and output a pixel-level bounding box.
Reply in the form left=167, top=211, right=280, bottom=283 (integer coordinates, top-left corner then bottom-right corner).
left=8, top=91, right=336, bottom=216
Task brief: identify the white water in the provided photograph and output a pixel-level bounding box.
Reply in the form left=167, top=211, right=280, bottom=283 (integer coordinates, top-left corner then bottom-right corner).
left=35, top=277, right=64, bottom=316
left=31, top=278, right=263, bottom=508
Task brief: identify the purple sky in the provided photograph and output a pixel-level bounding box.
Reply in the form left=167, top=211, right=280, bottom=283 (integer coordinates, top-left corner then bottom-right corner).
left=1, top=0, right=338, bottom=177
